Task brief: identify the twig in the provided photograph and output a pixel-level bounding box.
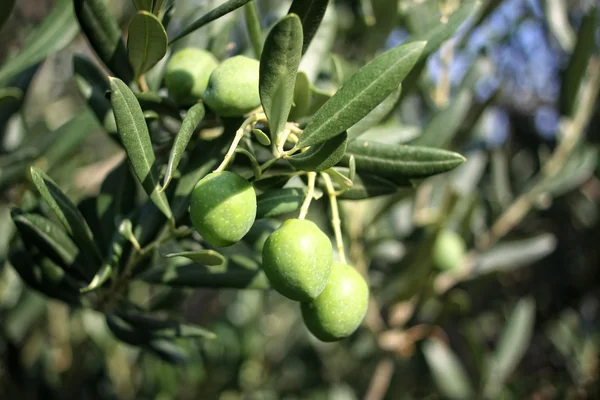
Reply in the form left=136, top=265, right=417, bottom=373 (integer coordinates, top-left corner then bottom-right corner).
left=321, top=172, right=347, bottom=264
left=298, top=172, right=316, bottom=220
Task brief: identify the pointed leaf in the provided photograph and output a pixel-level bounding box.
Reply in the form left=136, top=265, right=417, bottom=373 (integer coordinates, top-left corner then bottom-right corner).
left=257, top=188, right=305, bottom=218
left=169, top=0, right=252, bottom=44
left=347, top=84, right=402, bottom=142
left=163, top=103, right=205, bottom=190
left=109, top=77, right=173, bottom=222
left=243, top=2, right=263, bottom=57
left=74, top=0, right=133, bottom=82
left=288, top=0, right=330, bottom=54
left=340, top=140, right=466, bottom=182
left=0, top=0, right=15, bottom=32
left=260, top=14, right=303, bottom=140
left=30, top=167, right=102, bottom=266
left=127, top=11, right=168, bottom=79
left=423, top=337, right=474, bottom=400
left=298, top=41, right=426, bottom=147
left=288, top=131, right=347, bottom=171
left=165, top=250, right=225, bottom=266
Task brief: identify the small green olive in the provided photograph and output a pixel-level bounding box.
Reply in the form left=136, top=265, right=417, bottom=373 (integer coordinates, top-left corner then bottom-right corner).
left=189, top=171, right=257, bottom=247
left=301, top=262, right=369, bottom=342
left=433, top=229, right=466, bottom=271
left=164, top=48, right=219, bottom=105
left=203, top=56, right=261, bottom=117
left=261, top=219, right=333, bottom=302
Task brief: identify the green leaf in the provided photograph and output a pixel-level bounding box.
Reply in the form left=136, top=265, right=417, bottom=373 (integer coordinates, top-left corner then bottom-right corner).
left=153, top=0, right=167, bottom=15
left=43, top=112, right=99, bottom=171
left=163, top=103, right=205, bottom=190
left=80, top=231, right=125, bottom=293
left=235, top=147, right=262, bottom=179
left=340, top=140, right=466, bottom=183
left=30, top=167, right=102, bottom=266
left=0, top=0, right=78, bottom=86
left=347, top=84, right=402, bottom=142
left=484, top=298, right=536, bottom=398
left=288, top=131, right=347, bottom=172
left=289, top=71, right=311, bottom=121
left=251, top=128, right=271, bottom=146
left=256, top=188, right=305, bottom=218
left=560, top=4, right=597, bottom=117
left=0, top=0, right=15, bottom=32
left=165, top=250, right=225, bottom=266
left=327, top=167, right=400, bottom=200
left=423, top=337, right=474, bottom=400
left=260, top=14, right=303, bottom=141
left=536, top=146, right=598, bottom=198
left=132, top=0, right=153, bottom=11
left=109, top=77, right=173, bottom=222
left=243, top=2, right=263, bottom=57
left=169, top=0, right=252, bottom=45
left=117, top=312, right=215, bottom=339
left=253, top=172, right=298, bottom=191
left=331, top=53, right=359, bottom=86
left=288, top=0, right=330, bottom=54
left=127, top=11, right=168, bottom=79
left=298, top=41, right=426, bottom=148
left=74, top=0, right=133, bottom=82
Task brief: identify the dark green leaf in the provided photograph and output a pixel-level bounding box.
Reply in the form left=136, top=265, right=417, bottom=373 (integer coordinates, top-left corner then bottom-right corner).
left=327, top=167, right=400, bottom=199
left=80, top=231, right=126, bottom=293
left=132, top=0, right=153, bottom=11
left=0, top=0, right=15, bottom=32
left=253, top=172, right=297, bottom=191
left=43, top=112, right=99, bottom=171
left=146, top=340, right=188, bottom=364
left=117, top=312, right=215, bottom=339
left=165, top=250, right=225, bottom=266
left=298, top=41, right=425, bottom=147
left=340, top=140, right=466, bottom=183
left=74, top=0, right=133, bottom=82
left=169, top=0, right=252, bottom=44
left=30, top=167, right=102, bottom=266
left=257, top=188, right=305, bottom=218
left=135, top=91, right=181, bottom=120
left=289, top=71, right=311, bottom=121
left=288, top=131, right=347, bottom=171
left=243, top=2, right=263, bottom=57
left=347, top=83, right=401, bottom=142
left=109, top=77, right=173, bottom=222
left=127, top=11, right=168, bottom=79
left=423, top=337, right=474, bottom=400
left=163, top=103, right=205, bottom=190
left=0, top=0, right=78, bottom=86
left=260, top=14, right=303, bottom=140
left=288, top=0, right=329, bottom=54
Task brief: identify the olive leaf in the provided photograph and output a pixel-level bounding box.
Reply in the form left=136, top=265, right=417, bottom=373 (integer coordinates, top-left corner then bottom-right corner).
left=132, top=0, right=153, bottom=11
left=325, top=167, right=400, bottom=200
left=116, top=312, right=215, bottom=339
left=163, top=103, right=205, bottom=190
left=74, top=0, right=133, bottom=82
left=289, top=71, right=311, bottom=121
left=257, top=188, right=305, bottom=218
left=347, top=84, right=401, bottom=142
left=135, top=92, right=181, bottom=120
left=169, top=0, right=252, bottom=44
left=288, top=0, right=330, bottom=54
left=30, top=167, right=103, bottom=266
left=423, top=338, right=474, bottom=400
left=235, top=148, right=262, bottom=179
left=243, top=2, right=263, bottom=57
left=253, top=172, right=298, bottom=191
left=109, top=77, right=173, bottom=222
left=165, top=250, right=225, bottom=266
left=127, top=11, right=168, bottom=79
left=340, top=140, right=466, bottom=183
left=80, top=231, right=126, bottom=293
left=260, top=14, right=303, bottom=141
left=298, top=41, right=426, bottom=148
left=0, top=0, right=78, bottom=86
left=251, top=128, right=271, bottom=146
left=288, top=131, right=347, bottom=172
left=0, top=0, right=15, bottom=34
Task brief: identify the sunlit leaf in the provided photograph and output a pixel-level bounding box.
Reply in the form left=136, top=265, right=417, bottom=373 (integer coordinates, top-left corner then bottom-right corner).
left=165, top=250, right=225, bottom=266
left=127, top=11, right=168, bottom=79
left=288, top=0, right=329, bottom=54
left=288, top=131, right=347, bottom=172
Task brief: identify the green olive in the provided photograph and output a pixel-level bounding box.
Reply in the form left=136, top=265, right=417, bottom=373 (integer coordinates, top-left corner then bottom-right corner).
left=203, top=56, right=261, bottom=117
left=261, top=219, right=333, bottom=302
left=164, top=48, right=219, bottom=105
left=189, top=171, right=256, bottom=247
left=433, top=229, right=466, bottom=271
left=301, top=262, right=369, bottom=342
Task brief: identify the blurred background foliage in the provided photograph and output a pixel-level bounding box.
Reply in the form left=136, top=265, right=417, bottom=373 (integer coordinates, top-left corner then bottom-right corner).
left=1, top=0, right=600, bottom=399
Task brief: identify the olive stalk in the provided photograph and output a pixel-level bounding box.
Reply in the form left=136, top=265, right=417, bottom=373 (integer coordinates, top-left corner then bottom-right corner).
left=322, top=172, right=347, bottom=264
left=215, top=112, right=265, bottom=172
left=298, top=171, right=317, bottom=219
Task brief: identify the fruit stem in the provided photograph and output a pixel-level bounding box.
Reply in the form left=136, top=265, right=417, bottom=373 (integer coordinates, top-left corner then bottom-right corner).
left=298, top=172, right=317, bottom=220
left=136, top=74, right=150, bottom=93
left=322, top=172, right=347, bottom=264
left=215, top=113, right=265, bottom=172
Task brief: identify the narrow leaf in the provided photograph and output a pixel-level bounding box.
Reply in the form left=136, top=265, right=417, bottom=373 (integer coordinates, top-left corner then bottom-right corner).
left=127, top=11, right=168, bottom=79
left=260, top=14, right=303, bottom=141
left=243, top=2, right=263, bottom=57
left=423, top=337, right=474, bottom=400
left=288, top=131, right=347, bottom=171
left=169, top=0, right=252, bottom=44
left=81, top=231, right=124, bottom=293
left=109, top=77, right=173, bottom=222
left=340, top=140, right=466, bottom=182
left=163, top=103, right=205, bottom=190
left=288, top=0, right=330, bottom=54
left=117, top=312, right=215, bottom=339
left=298, top=41, right=426, bottom=147
left=74, top=0, right=133, bottom=82
left=253, top=172, right=298, bottom=191
left=327, top=167, right=400, bottom=200
left=347, top=84, right=401, bottom=142
left=257, top=188, right=305, bottom=218
left=165, top=250, right=225, bottom=266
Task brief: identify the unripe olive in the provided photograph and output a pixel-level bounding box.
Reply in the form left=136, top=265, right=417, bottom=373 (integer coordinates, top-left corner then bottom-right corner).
left=301, top=262, right=369, bottom=342
left=433, top=229, right=466, bottom=271
left=262, top=219, right=333, bottom=302
left=164, top=48, right=219, bottom=105
left=189, top=171, right=257, bottom=247
left=203, top=56, right=261, bottom=117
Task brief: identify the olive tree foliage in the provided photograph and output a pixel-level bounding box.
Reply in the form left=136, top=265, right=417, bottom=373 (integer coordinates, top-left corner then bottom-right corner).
left=0, top=0, right=599, bottom=398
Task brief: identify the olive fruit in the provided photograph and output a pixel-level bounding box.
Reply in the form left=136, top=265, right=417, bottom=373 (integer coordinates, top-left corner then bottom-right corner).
left=301, top=262, right=369, bottom=342
left=203, top=56, right=261, bottom=117
left=262, top=219, right=333, bottom=302
left=164, top=48, right=219, bottom=104
left=189, top=171, right=257, bottom=247
left=433, top=229, right=466, bottom=271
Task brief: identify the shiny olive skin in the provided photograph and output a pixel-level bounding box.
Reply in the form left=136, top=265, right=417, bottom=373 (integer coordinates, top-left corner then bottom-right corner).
left=301, top=262, right=369, bottom=342
left=164, top=48, right=218, bottom=105
left=189, top=171, right=256, bottom=247
left=203, top=56, right=261, bottom=117
left=261, top=219, right=333, bottom=302
left=433, top=229, right=466, bottom=271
